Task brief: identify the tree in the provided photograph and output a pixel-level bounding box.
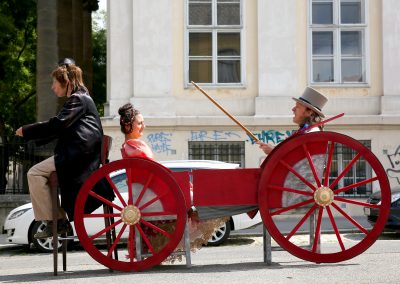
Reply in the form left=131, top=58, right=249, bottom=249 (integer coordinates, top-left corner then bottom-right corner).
left=0, top=0, right=105, bottom=194
left=0, top=0, right=37, bottom=193
left=0, top=0, right=37, bottom=135
left=92, top=9, right=107, bottom=116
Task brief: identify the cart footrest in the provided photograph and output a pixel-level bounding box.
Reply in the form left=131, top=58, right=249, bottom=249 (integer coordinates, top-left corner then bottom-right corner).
left=58, top=236, right=78, bottom=241
left=197, top=205, right=258, bottom=220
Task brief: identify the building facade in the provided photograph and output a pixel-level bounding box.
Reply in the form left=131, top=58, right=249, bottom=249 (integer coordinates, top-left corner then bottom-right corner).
left=103, top=0, right=400, bottom=196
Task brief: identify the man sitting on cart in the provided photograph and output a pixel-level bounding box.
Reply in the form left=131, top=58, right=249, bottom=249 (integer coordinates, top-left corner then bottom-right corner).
left=257, top=87, right=328, bottom=155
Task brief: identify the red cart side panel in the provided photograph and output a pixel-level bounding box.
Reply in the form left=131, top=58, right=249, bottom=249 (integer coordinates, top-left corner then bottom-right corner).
left=192, top=168, right=260, bottom=206
left=171, top=171, right=191, bottom=209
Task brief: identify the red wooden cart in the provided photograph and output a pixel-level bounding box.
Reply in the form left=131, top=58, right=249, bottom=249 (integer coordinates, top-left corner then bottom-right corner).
left=73, top=130, right=390, bottom=272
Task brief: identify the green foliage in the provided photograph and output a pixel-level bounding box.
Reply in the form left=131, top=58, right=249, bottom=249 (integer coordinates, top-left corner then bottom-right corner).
left=92, top=10, right=107, bottom=116
left=0, top=2, right=107, bottom=129
left=0, top=2, right=107, bottom=193
left=0, top=0, right=37, bottom=139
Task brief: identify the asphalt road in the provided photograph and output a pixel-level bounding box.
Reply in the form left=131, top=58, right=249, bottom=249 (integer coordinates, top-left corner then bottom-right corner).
left=1, top=232, right=400, bottom=283
left=1, top=215, right=388, bottom=283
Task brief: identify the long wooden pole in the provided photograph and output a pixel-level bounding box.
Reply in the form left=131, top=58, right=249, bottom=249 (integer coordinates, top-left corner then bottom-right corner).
left=297, top=113, right=345, bottom=134
left=191, top=81, right=260, bottom=142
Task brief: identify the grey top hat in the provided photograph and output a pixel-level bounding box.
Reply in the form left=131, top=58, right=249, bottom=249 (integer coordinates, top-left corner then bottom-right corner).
left=58, top=58, right=75, bottom=66
left=292, top=87, right=328, bottom=118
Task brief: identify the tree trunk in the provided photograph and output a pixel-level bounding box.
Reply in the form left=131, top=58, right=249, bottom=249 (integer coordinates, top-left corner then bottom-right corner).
left=36, top=0, right=95, bottom=121
left=36, top=0, right=59, bottom=121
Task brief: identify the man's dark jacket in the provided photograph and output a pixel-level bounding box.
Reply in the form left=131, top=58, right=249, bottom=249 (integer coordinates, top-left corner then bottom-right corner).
left=23, top=88, right=112, bottom=220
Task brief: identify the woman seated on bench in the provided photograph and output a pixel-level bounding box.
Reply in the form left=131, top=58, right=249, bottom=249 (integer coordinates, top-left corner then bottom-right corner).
left=118, top=103, right=227, bottom=261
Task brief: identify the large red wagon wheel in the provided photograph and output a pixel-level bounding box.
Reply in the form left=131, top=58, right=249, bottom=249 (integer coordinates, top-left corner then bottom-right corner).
left=258, top=131, right=390, bottom=263
left=74, top=158, right=187, bottom=271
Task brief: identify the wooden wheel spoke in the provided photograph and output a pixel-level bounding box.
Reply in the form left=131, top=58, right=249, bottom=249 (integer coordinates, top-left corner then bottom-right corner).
left=107, top=223, right=127, bottom=257
left=136, top=224, right=155, bottom=255
left=128, top=226, right=135, bottom=261
left=269, top=185, right=314, bottom=197
left=331, top=203, right=369, bottom=234
left=88, top=191, right=123, bottom=211
left=335, top=196, right=380, bottom=209
left=126, top=168, right=134, bottom=205
left=89, top=219, right=123, bottom=241
left=271, top=198, right=315, bottom=216
left=323, top=141, right=335, bottom=186
left=330, top=153, right=362, bottom=189
left=312, top=207, right=324, bottom=253
left=326, top=206, right=345, bottom=251
left=302, top=144, right=322, bottom=187
left=334, top=177, right=378, bottom=195
left=287, top=204, right=318, bottom=240
left=105, top=175, right=127, bottom=207
left=140, top=219, right=173, bottom=239
left=280, top=160, right=317, bottom=191
left=135, top=174, right=154, bottom=207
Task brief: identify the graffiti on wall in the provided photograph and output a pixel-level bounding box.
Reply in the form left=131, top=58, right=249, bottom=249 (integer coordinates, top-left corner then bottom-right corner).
left=147, top=132, right=176, bottom=155
left=190, top=129, right=296, bottom=144
left=387, top=145, right=400, bottom=184
left=249, top=130, right=296, bottom=145
left=190, top=130, right=241, bottom=141
left=145, top=129, right=296, bottom=155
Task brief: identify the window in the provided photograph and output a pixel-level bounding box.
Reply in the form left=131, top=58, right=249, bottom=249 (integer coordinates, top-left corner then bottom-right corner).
left=188, top=141, right=245, bottom=167
left=186, top=0, right=242, bottom=85
left=309, top=0, right=368, bottom=85
left=328, top=140, right=372, bottom=197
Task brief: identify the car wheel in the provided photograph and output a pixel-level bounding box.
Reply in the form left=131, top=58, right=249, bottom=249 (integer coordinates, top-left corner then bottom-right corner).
left=208, top=220, right=231, bottom=246
left=30, top=221, right=73, bottom=253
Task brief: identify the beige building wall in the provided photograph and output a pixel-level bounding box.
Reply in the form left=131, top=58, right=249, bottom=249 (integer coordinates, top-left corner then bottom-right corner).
left=104, top=0, right=400, bottom=189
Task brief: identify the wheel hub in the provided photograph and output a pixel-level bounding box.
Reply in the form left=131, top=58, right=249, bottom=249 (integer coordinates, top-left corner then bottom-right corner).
left=121, top=205, right=141, bottom=225
left=313, top=186, right=334, bottom=206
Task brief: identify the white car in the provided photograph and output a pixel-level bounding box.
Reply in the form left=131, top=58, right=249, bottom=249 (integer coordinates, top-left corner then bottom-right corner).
left=4, top=160, right=261, bottom=252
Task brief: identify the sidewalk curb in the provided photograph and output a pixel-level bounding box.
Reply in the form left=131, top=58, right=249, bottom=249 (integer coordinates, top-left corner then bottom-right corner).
left=0, top=234, right=18, bottom=250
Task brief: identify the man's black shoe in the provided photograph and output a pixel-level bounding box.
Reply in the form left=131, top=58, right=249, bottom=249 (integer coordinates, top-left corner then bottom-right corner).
left=33, top=219, right=70, bottom=239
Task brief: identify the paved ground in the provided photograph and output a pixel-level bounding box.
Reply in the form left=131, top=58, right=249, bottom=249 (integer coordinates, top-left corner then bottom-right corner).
left=0, top=215, right=372, bottom=252
left=1, top=233, right=400, bottom=283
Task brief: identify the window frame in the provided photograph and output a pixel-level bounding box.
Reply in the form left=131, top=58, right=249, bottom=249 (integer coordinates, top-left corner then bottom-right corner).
left=184, top=0, right=245, bottom=87
left=307, top=0, right=370, bottom=87
left=329, top=140, right=372, bottom=198
left=188, top=141, right=245, bottom=167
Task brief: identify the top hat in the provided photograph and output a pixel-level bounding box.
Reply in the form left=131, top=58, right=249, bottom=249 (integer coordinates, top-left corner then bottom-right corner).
left=292, top=87, right=328, bottom=118
left=58, top=58, right=75, bottom=66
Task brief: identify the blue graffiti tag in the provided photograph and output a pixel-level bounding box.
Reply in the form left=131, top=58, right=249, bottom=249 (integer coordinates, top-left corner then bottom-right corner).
left=190, top=130, right=295, bottom=144
left=147, top=132, right=175, bottom=155
left=190, top=130, right=241, bottom=141
left=248, top=130, right=296, bottom=144
left=190, top=130, right=209, bottom=141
